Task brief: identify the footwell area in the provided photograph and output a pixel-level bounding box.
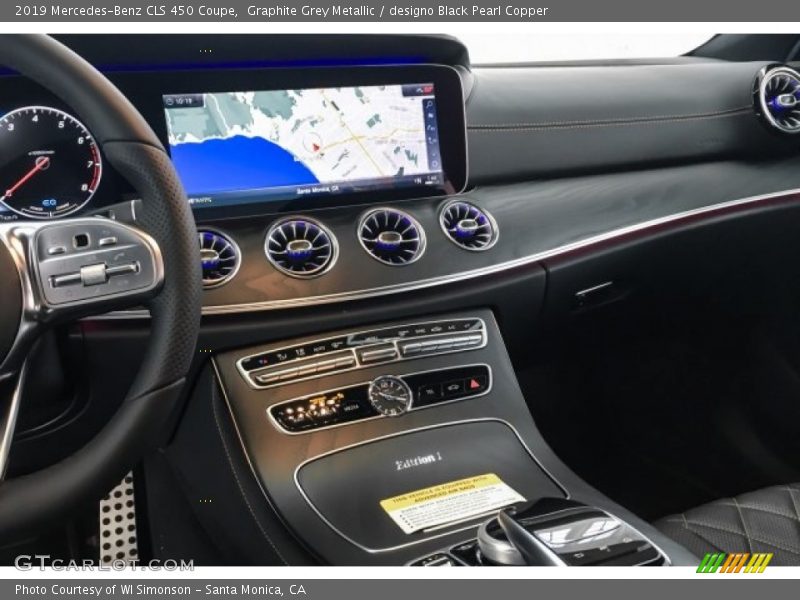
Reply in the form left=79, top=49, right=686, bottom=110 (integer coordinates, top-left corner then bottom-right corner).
left=521, top=312, right=800, bottom=521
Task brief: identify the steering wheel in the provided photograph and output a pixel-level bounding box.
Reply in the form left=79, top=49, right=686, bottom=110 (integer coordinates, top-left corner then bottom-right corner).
left=0, top=35, right=201, bottom=540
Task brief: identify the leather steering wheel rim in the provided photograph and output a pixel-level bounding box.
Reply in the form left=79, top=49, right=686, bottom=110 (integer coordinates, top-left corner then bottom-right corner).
left=0, top=34, right=201, bottom=540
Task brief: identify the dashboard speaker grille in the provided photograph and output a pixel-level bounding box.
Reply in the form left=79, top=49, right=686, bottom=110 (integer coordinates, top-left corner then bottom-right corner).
left=758, top=66, right=800, bottom=134
left=440, top=200, right=498, bottom=251
left=358, top=208, right=425, bottom=265
left=198, top=229, right=240, bottom=289
left=265, top=217, right=337, bottom=278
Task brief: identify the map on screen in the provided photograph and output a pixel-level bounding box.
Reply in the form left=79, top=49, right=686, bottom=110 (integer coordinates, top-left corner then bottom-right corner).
left=163, top=83, right=443, bottom=206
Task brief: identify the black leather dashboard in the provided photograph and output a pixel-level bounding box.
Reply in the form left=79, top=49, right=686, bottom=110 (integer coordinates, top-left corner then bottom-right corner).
left=466, top=61, right=799, bottom=182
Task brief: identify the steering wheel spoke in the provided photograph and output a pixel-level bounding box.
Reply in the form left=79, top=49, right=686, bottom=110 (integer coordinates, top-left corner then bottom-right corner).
left=0, top=217, right=164, bottom=377
left=0, top=361, right=27, bottom=482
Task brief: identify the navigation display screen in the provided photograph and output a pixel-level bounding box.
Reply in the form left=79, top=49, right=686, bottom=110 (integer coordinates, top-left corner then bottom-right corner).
left=162, top=83, right=444, bottom=210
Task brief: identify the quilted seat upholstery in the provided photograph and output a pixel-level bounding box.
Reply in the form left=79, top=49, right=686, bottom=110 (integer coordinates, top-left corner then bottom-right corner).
left=654, top=483, right=800, bottom=565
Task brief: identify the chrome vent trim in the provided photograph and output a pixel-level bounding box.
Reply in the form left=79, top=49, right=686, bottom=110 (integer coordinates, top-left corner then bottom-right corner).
left=199, top=229, right=241, bottom=289
left=265, top=217, right=337, bottom=279
left=358, top=208, right=426, bottom=266
left=757, top=65, right=800, bottom=134
left=439, top=200, right=498, bottom=251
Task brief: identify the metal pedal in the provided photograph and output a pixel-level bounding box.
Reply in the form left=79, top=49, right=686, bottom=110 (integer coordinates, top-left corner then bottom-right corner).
left=99, top=471, right=139, bottom=564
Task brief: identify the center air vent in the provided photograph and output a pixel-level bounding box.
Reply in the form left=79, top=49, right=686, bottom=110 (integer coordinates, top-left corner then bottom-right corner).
left=199, top=229, right=241, bottom=289
left=265, top=217, right=337, bottom=278
left=358, top=208, right=425, bottom=266
left=756, top=66, right=800, bottom=134
left=439, top=200, right=498, bottom=251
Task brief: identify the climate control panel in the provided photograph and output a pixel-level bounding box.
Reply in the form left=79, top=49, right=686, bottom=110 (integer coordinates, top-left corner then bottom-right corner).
left=269, top=364, right=492, bottom=433
left=237, top=318, right=486, bottom=389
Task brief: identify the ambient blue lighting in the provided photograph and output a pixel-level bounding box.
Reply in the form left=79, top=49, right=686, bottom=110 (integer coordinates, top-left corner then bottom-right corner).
left=0, top=56, right=425, bottom=77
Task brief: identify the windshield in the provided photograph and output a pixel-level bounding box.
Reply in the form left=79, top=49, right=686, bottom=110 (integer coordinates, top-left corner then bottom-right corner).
left=459, top=33, right=715, bottom=64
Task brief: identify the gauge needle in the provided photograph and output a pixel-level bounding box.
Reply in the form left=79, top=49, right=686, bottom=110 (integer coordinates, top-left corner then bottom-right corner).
left=4, top=156, right=50, bottom=199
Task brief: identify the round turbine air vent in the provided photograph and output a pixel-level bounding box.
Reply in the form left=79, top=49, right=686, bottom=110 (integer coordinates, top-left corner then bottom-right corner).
left=757, top=66, right=800, bottom=134
left=358, top=208, right=425, bottom=266
left=439, top=200, right=498, bottom=251
left=198, top=229, right=241, bottom=289
left=265, top=217, right=337, bottom=278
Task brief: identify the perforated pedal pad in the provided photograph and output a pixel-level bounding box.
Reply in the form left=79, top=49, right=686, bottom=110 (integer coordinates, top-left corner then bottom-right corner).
left=99, top=472, right=139, bottom=564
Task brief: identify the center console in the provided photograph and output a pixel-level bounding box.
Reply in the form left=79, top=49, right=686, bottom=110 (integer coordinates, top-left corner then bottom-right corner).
left=213, top=309, right=694, bottom=565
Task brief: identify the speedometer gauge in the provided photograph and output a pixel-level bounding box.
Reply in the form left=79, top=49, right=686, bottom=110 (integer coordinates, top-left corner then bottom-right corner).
left=0, top=106, right=101, bottom=219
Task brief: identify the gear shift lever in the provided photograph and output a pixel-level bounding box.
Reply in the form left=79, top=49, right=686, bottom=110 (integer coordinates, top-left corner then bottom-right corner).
left=497, top=509, right=565, bottom=565
left=476, top=499, right=666, bottom=566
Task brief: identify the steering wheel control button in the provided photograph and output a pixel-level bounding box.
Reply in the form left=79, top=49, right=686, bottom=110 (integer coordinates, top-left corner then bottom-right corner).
left=74, top=261, right=140, bottom=288
left=80, top=263, right=108, bottom=286
left=50, top=272, right=82, bottom=288
left=73, top=233, right=90, bottom=249
left=239, top=318, right=486, bottom=389
left=106, top=262, right=140, bottom=277
left=47, top=245, right=66, bottom=256
left=33, top=219, right=162, bottom=306
left=98, top=236, right=118, bottom=247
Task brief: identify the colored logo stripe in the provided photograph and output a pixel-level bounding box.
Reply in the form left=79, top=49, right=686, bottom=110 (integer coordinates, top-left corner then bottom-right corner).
left=697, top=552, right=773, bottom=573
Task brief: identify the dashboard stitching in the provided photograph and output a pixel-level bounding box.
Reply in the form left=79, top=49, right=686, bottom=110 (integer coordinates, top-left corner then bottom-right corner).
left=210, top=380, right=289, bottom=565
left=467, top=106, right=753, bottom=131
left=94, top=185, right=800, bottom=318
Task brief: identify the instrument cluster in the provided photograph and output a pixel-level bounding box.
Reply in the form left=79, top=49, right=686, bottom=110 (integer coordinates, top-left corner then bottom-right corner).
left=0, top=105, right=103, bottom=220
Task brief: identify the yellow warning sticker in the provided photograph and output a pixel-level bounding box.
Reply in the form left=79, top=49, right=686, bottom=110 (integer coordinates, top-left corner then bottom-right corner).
left=380, top=473, right=526, bottom=534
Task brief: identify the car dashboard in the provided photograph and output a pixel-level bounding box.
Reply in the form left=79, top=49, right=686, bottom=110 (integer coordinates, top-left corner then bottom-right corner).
left=5, top=34, right=800, bottom=567
left=1, top=36, right=800, bottom=318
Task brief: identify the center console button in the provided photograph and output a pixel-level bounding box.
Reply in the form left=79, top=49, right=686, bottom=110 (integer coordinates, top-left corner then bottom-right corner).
left=277, top=367, right=299, bottom=381
left=452, top=319, right=483, bottom=332
left=451, top=334, right=483, bottom=349
left=442, top=380, right=466, bottom=398
left=433, top=339, right=454, bottom=351
left=357, top=343, right=399, bottom=364
left=309, top=342, right=331, bottom=355
left=335, top=355, right=356, bottom=369
left=450, top=541, right=481, bottom=566
left=255, top=372, right=281, bottom=385
left=466, top=375, right=489, bottom=393
left=410, top=553, right=459, bottom=567
left=272, top=350, right=293, bottom=363
left=297, top=364, right=319, bottom=377
left=417, top=383, right=443, bottom=404
left=314, top=359, right=338, bottom=373
left=399, top=341, right=422, bottom=356
left=418, top=340, right=440, bottom=354
left=327, top=338, right=349, bottom=351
